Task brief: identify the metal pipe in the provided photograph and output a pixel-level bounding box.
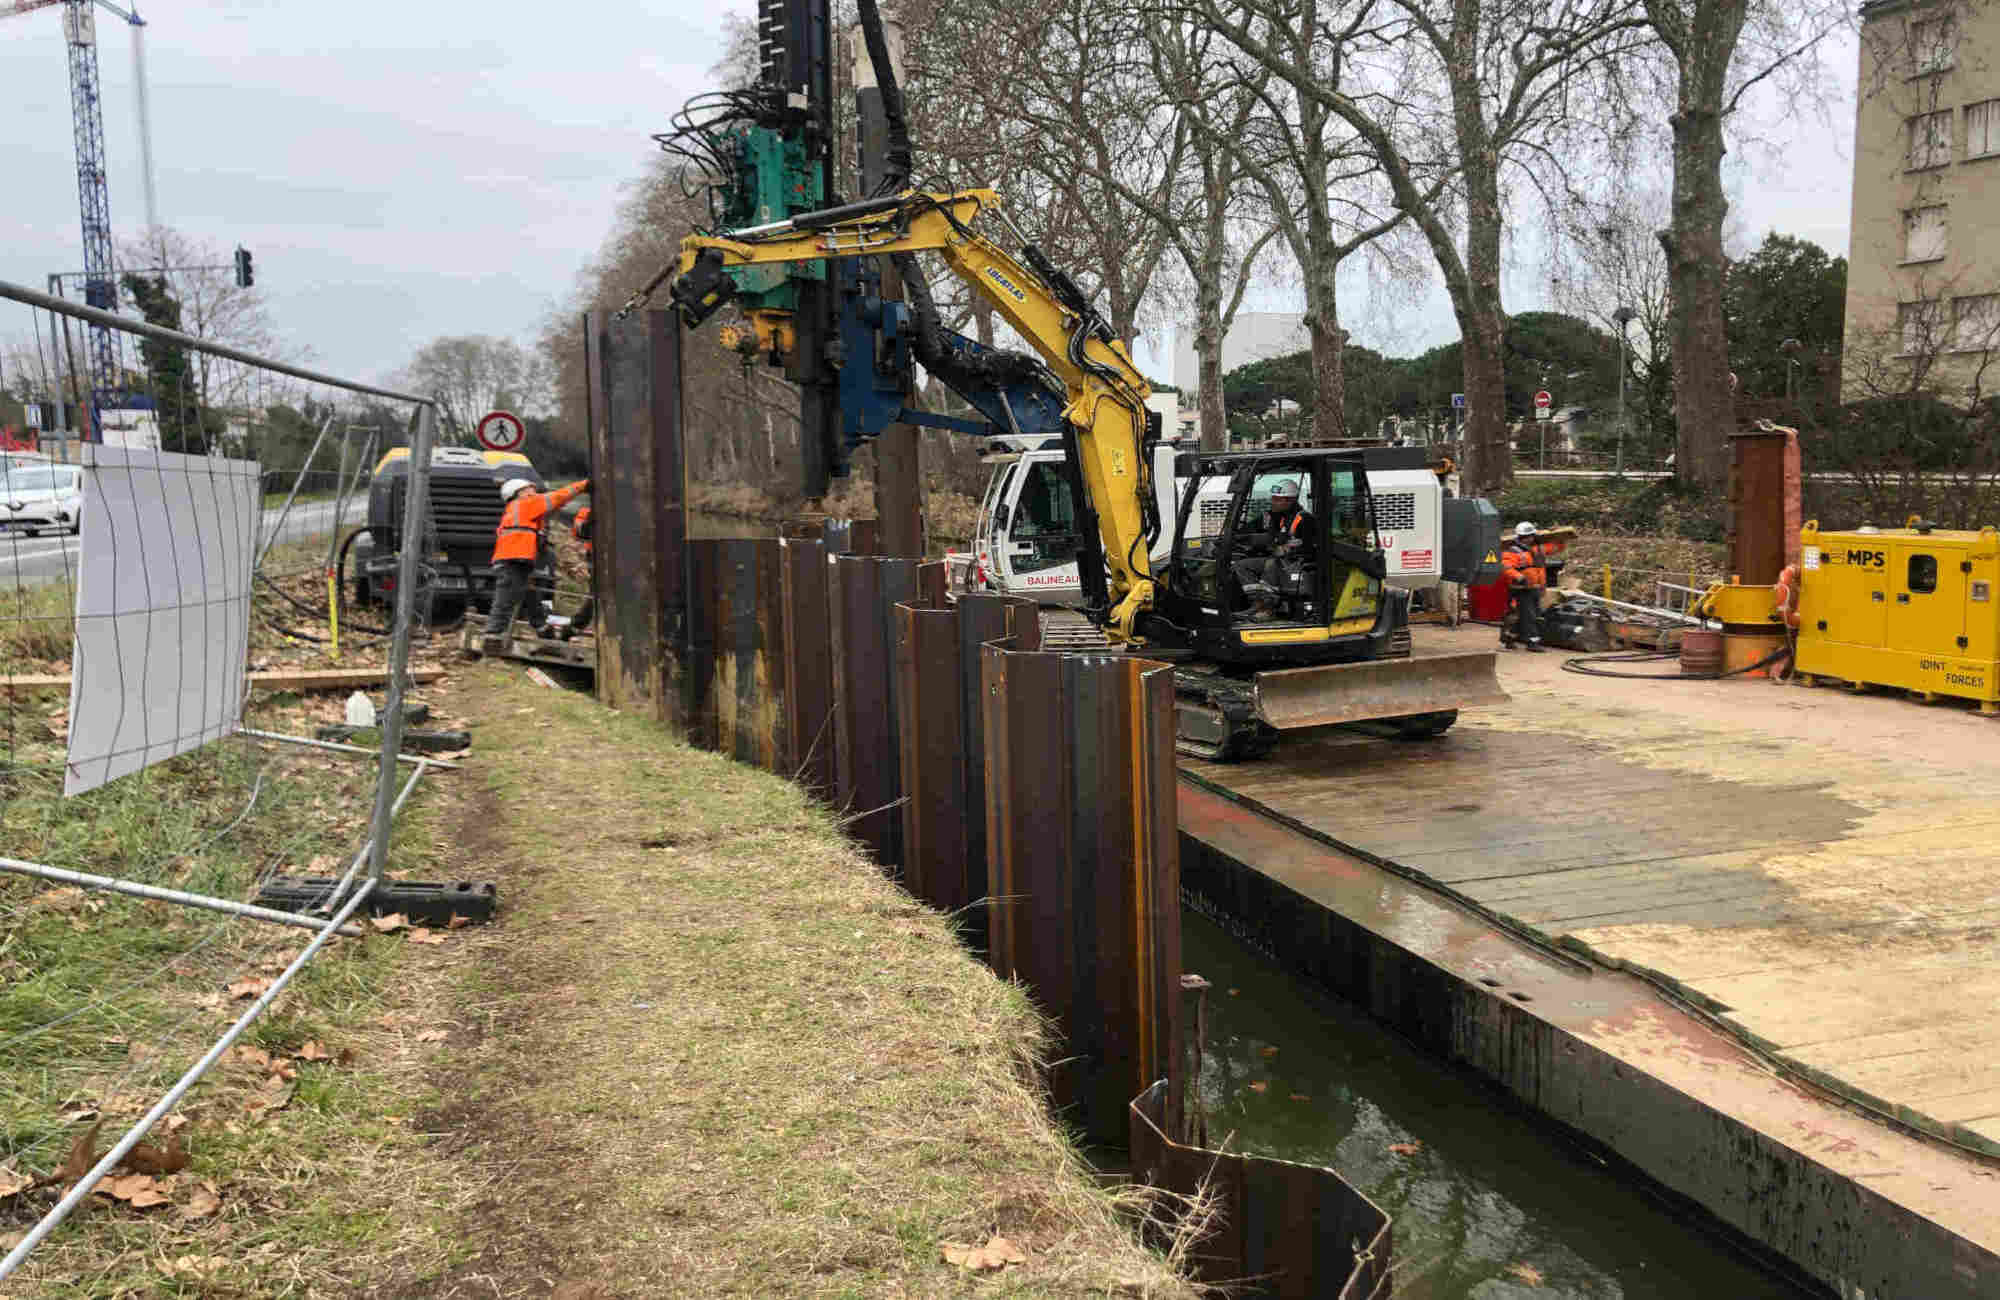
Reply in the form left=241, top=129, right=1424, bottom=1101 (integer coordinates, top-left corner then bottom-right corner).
left=1559, top=588, right=1711, bottom=625
left=0, top=277, right=428, bottom=404
left=366, top=404, right=433, bottom=884
left=254, top=409, right=336, bottom=570
left=0, top=855, right=365, bottom=936
left=0, top=879, right=376, bottom=1284
left=236, top=727, right=459, bottom=770
left=315, top=758, right=429, bottom=915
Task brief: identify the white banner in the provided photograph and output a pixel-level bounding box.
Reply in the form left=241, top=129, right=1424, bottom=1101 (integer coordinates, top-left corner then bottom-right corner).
left=65, top=447, right=261, bottom=796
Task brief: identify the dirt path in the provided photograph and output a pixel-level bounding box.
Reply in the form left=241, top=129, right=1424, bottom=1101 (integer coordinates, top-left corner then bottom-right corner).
left=370, top=664, right=1186, bottom=1298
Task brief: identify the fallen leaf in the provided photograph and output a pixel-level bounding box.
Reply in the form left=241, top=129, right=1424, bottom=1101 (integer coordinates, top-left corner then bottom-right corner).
left=0, top=1162, right=31, bottom=1200
left=31, top=886, right=86, bottom=910
left=415, top=1029, right=447, bottom=1043
left=370, top=912, right=408, bottom=934
left=1258, top=1045, right=1278, bottom=1058
left=100, top=1173, right=170, bottom=1208
left=226, top=977, right=273, bottom=1000
left=1289, top=1093, right=1311, bottom=1102
left=161, top=1254, right=229, bottom=1280
left=163, top=1114, right=190, bottom=1134
left=941, top=1236, right=1029, bottom=1271
left=181, top=1180, right=222, bottom=1220
left=244, top=1075, right=294, bottom=1120
left=57, top=1117, right=106, bottom=1184
left=1246, top=1081, right=1268, bottom=1093
left=446, top=914, right=471, bottom=929
left=231, top=1046, right=273, bottom=1071
left=268, top=1061, right=297, bottom=1083
left=123, top=1131, right=188, bottom=1176
left=295, top=1040, right=333, bottom=1062
left=1506, top=1261, right=1545, bottom=1286
left=406, top=927, right=447, bottom=946
left=1387, top=1141, right=1423, bottom=1157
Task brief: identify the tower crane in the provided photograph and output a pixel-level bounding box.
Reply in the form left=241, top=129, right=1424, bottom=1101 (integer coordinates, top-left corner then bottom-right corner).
left=3, top=0, right=158, bottom=436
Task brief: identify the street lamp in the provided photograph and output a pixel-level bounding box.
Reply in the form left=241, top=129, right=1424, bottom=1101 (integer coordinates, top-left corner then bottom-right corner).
left=1612, top=306, right=1637, bottom=475
left=1781, top=337, right=1803, bottom=406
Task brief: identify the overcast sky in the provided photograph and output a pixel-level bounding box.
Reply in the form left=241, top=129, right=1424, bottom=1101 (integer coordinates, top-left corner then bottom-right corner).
left=0, top=1, right=1857, bottom=392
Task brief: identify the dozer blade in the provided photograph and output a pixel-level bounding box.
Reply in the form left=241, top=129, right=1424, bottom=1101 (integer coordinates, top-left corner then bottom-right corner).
left=1252, top=650, right=1507, bottom=731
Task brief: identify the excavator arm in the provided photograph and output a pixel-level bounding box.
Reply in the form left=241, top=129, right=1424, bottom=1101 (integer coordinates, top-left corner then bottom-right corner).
left=668, top=189, right=1162, bottom=640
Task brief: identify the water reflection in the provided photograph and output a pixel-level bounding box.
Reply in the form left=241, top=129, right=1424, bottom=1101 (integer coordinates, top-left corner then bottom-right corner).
left=1181, top=911, right=1805, bottom=1299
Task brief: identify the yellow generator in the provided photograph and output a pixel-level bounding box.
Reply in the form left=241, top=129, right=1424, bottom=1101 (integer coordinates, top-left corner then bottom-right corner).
left=1794, top=520, right=2000, bottom=711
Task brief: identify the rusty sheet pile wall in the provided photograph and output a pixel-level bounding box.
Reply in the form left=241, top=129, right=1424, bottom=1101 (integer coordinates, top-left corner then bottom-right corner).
left=582, top=313, right=1390, bottom=1295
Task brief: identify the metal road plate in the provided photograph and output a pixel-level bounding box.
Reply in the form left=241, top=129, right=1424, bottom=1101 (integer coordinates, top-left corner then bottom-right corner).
left=1253, top=650, right=1507, bottom=730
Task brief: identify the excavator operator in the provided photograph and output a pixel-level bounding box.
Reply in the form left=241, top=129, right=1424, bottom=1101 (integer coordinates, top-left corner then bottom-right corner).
left=1231, top=480, right=1316, bottom=622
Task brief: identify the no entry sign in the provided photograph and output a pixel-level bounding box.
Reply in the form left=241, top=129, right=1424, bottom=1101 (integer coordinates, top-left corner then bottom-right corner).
left=476, top=409, right=526, bottom=452
left=1533, top=390, right=1552, bottom=421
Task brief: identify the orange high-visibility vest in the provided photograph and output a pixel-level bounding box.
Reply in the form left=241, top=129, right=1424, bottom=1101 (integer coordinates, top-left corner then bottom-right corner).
left=573, top=506, right=593, bottom=554
left=1501, top=538, right=1565, bottom=589
left=492, top=481, right=586, bottom=564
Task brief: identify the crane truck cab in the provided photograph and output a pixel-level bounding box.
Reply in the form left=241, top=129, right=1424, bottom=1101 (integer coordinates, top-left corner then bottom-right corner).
left=351, top=446, right=549, bottom=623
left=960, top=437, right=1181, bottom=604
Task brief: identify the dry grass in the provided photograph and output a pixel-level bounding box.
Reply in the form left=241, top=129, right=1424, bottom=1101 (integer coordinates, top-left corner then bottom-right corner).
left=396, top=666, right=1195, bottom=1297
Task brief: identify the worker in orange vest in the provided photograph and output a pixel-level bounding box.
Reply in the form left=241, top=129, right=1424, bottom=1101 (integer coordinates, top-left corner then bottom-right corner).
left=1499, top=521, right=1564, bottom=652
left=560, top=505, right=595, bottom=641
left=481, top=476, right=589, bottom=654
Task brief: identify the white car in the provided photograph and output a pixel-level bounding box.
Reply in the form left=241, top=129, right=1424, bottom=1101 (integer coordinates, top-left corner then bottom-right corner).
left=0, top=464, right=84, bottom=536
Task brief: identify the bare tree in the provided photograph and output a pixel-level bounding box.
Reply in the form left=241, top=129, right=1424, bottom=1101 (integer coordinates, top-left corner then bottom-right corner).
left=1192, top=0, right=1653, bottom=493
left=118, top=227, right=292, bottom=417
left=1637, top=0, right=1847, bottom=487
left=397, top=335, right=552, bottom=445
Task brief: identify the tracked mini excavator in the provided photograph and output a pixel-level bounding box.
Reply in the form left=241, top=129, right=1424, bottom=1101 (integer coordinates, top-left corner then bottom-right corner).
left=645, top=0, right=1503, bottom=761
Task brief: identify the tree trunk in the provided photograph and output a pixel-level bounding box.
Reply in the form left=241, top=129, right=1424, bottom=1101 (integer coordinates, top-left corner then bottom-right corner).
left=1197, top=343, right=1226, bottom=452
left=1306, top=316, right=1348, bottom=443
left=1458, top=165, right=1513, bottom=495
left=1662, top=101, right=1735, bottom=489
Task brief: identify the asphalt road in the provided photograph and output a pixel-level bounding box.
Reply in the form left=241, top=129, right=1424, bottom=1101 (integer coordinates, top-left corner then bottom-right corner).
left=0, top=497, right=357, bottom=587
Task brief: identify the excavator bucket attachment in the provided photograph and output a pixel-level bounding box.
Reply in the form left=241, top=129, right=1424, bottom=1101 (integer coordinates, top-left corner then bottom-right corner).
left=1252, top=650, right=1507, bottom=731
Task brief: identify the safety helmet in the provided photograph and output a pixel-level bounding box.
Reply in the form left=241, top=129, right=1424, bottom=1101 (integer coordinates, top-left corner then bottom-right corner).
left=1271, top=479, right=1300, bottom=499
left=499, top=478, right=536, bottom=502
left=1514, top=521, right=1537, bottom=538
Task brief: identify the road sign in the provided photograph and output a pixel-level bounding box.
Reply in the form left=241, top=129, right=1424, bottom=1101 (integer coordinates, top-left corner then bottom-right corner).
left=475, top=409, right=526, bottom=452
left=1534, top=390, right=1552, bottom=421
left=1451, top=393, right=1465, bottom=410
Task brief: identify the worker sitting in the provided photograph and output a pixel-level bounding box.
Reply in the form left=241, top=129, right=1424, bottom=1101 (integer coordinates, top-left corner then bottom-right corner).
left=1231, top=480, right=1316, bottom=622
left=480, top=476, right=590, bottom=657
left=1499, top=520, right=1564, bottom=653
left=560, top=505, right=595, bottom=641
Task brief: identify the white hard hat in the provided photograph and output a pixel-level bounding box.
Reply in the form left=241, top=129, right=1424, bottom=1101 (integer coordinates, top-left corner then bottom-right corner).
left=1272, top=480, right=1300, bottom=497
left=499, top=478, right=536, bottom=502
left=1514, top=521, right=1537, bottom=538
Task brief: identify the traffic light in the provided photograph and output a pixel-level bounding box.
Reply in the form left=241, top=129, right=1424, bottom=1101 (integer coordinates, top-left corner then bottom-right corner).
left=233, top=247, right=253, bottom=289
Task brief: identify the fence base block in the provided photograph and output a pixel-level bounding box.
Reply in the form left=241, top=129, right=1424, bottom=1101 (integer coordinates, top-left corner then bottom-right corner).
left=255, top=876, right=498, bottom=925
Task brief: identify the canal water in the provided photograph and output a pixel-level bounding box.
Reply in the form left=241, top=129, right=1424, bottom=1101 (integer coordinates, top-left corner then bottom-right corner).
left=1180, top=912, right=1809, bottom=1299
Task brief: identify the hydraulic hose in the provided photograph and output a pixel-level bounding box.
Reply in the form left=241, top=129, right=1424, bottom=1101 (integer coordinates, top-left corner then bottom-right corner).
left=855, top=0, right=913, bottom=198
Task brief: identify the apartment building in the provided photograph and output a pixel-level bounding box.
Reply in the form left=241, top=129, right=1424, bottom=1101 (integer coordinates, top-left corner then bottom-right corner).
left=1843, top=0, right=2000, bottom=401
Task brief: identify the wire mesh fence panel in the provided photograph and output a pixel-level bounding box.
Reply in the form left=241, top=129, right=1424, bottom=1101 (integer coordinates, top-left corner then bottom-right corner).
left=0, top=284, right=448, bottom=1287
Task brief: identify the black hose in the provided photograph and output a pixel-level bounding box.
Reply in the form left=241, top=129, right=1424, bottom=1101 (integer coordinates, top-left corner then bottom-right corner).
left=334, top=526, right=391, bottom=635
left=1560, top=641, right=1791, bottom=680
left=855, top=0, right=912, bottom=197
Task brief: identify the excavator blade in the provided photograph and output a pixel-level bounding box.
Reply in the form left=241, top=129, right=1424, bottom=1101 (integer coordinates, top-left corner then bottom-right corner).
left=1252, top=650, right=1507, bottom=731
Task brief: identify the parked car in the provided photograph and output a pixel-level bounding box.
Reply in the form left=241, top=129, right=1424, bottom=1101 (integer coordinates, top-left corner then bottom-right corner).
left=0, top=463, right=83, bottom=536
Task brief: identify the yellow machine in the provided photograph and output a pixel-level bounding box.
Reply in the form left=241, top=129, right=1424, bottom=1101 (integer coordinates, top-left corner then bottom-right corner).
left=1793, top=519, right=2000, bottom=711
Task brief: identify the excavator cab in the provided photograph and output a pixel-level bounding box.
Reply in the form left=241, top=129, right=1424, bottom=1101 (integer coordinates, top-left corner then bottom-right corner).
left=1155, top=450, right=1399, bottom=668
left=1148, top=448, right=1504, bottom=760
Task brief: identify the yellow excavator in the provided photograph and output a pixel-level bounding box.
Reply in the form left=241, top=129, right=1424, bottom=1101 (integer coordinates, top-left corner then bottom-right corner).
left=664, top=186, right=1503, bottom=760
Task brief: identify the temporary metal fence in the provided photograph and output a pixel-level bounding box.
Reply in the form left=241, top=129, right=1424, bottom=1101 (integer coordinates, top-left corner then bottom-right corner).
left=0, top=278, right=446, bottom=1287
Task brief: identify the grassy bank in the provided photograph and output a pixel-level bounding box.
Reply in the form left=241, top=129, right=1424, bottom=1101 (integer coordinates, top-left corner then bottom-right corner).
left=394, top=665, right=1190, bottom=1296
left=4, top=663, right=1190, bottom=1296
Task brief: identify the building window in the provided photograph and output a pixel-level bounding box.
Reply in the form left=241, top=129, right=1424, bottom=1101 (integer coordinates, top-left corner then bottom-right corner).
left=1910, top=15, right=1956, bottom=75
left=1909, top=112, right=1954, bottom=169
left=1901, top=300, right=1946, bottom=356
left=1905, top=206, right=1948, bottom=262
left=1969, top=99, right=2000, bottom=159
left=1954, top=294, right=2000, bottom=353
